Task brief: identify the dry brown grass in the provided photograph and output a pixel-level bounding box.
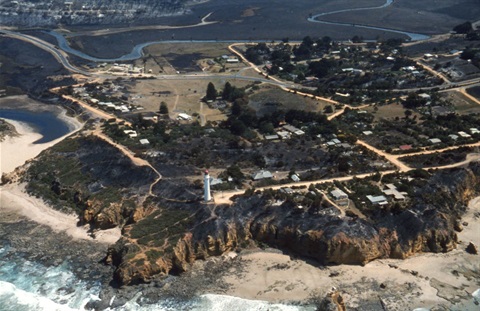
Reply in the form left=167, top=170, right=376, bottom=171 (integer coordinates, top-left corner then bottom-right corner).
left=365, top=102, right=420, bottom=121
left=125, top=78, right=250, bottom=122
left=443, top=90, right=480, bottom=115
left=144, top=42, right=232, bottom=58
left=249, top=85, right=332, bottom=113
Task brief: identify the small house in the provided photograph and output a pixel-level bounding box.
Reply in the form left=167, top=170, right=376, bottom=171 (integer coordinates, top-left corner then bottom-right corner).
left=366, top=195, right=388, bottom=206
left=382, top=184, right=406, bottom=201
left=331, top=188, right=349, bottom=206
left=252, top=170, right=273, bottom=181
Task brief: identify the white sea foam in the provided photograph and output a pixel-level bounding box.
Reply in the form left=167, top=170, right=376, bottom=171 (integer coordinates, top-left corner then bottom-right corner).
left=0, top=244, right=312, bottom=311
left=0, top=281, right=76, bottom=311
left=104, top=293, right=313, bottom=311
left=0, top=258, right=100, bottom=311
left=193, top=294, right=315, bottom=311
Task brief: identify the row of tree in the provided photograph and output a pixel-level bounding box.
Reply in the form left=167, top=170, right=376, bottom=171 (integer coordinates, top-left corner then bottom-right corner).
left=205, top=82, right=246, bottom=102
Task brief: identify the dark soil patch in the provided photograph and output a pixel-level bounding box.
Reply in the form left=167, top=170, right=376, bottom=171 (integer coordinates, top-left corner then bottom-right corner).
left=467, top=86, right=480, bottom=100
left=164, top=53, right=203, bottom=72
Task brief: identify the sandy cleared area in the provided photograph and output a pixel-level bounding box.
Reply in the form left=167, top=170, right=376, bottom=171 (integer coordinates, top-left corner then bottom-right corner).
left=0, top=112, right=121, bottom=245
left=221, top=197, right=480, bottom=310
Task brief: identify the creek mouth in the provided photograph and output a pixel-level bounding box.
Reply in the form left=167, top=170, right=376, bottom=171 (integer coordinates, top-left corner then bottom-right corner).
left=0, top=109, right=71, bottom=144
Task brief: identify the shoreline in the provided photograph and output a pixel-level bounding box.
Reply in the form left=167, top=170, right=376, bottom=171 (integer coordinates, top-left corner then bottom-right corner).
left=0, top=98, right=84, bottom=176
left=0, top=183, right=121, bottom=245
left=217, top=196, right=480, bottom=309
left=0, top=103, right=120, bottom=245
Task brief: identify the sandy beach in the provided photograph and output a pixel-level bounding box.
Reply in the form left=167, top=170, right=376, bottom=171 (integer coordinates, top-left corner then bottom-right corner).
left=221, top=197, right=480, bottom=310
left=0, top=106, right=120, bottom=245
left=0, top=107, right=83, bottom=176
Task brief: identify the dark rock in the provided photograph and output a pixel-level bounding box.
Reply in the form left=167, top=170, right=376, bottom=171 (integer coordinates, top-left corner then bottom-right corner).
left=454, top=220, right=463, bottom=232
left=466, top=242, right=478, bottom=255
left=329, top=271, right=340, bottom=277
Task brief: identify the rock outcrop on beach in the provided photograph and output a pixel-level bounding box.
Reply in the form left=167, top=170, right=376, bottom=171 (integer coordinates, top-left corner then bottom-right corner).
left=16, top=134, right=480, bottom=286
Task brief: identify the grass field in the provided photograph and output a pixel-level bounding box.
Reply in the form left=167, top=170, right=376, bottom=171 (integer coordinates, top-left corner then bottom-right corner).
left=443, top=90, right=480, bottom=115
left=126, top=78, right=251, bottom=121
left=365, top=102, right=420, bottom=121
left=249, top=85, right=331, bottom=115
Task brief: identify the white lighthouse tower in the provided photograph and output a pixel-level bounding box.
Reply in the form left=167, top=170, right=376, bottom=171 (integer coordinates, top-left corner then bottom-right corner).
left=204, top=170, right=212, bottom=202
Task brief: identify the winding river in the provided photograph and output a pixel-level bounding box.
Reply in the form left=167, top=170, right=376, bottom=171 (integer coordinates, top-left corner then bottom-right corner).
left=47, top=31, right=254, bottom=62
left=48, top=0, right=430, bottom=63
left=307, top=0, right=430, bottom=41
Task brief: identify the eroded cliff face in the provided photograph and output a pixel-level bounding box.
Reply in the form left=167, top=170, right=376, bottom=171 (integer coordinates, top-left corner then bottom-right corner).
left=107, top=163, right=480, bottom=286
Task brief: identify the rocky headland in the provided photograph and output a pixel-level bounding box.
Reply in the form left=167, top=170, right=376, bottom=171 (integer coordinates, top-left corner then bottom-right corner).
left=4, top=132, right=479, bottom=293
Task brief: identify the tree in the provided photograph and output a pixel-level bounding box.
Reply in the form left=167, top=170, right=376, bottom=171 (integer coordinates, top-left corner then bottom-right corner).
left=159, top=101, right=169, bottom=114
left=460, top=48, right=478, bottom=61
left=453, top=21, right=473, bottom=34
left=222, top=82, right=233, bottom=100
left=258, top=121, right=275, bottom=134
left=308, top=59, right=336, bottom=78
left=351, top=35, right=363, bottom=43
left=402, top=93, right=427, bottom=109
left=231, top=100, right=244, bottom=116
left=206, top=82, right=217, bottom=101
left=404, top=109, right=413, bottom=119
left=302, top=36, right=314, bottom=48
left=225, top=165, right=245, bottom=183
left=324, top=105, right=334, bottom=114
left=229, top=119, right=247, bottom=136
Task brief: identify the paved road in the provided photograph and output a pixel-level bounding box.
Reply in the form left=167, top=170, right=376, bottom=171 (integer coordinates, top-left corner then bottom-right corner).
left=6, top=28, right=480, bottom=101
left=1, top=29, right=92, bottom=76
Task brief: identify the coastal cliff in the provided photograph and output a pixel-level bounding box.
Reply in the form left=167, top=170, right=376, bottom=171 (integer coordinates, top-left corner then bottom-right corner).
left=109, top=162, right=480, bottom=286
left=10, top=134, right=480, bottom=286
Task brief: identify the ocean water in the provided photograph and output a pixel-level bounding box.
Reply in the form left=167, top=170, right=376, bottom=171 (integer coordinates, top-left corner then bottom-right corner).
left=0, top=244, right=100, bottom=311
left=0, top=245, right=314, bottom=311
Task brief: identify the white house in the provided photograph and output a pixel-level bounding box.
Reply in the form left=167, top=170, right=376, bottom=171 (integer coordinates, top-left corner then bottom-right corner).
left=252, top=170, right=273, bottom=180
left=367, top=195, right=388, bottom=206
left=177, top=113, right=192, bottom=121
